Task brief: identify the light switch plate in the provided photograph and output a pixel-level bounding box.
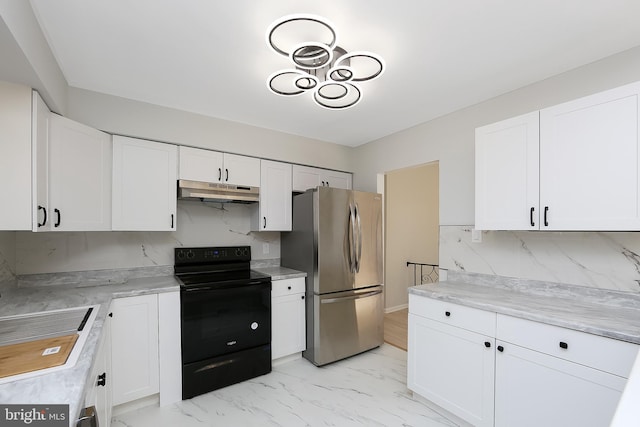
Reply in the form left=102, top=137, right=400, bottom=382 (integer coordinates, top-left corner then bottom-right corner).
left=471, top=228, right=482, bottom=243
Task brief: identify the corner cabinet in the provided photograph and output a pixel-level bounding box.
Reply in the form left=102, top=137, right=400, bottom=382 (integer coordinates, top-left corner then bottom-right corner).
left=112, top=136, right=177, bottom=231
left=292, top=165, right=352, bottom=192
left=475, top=81, right=640, bottom=231
left=84, top=312, right=112, bottom=427
left=271, top=278, right=306, bottom=360
left=252, top=160, right=292, bottom=231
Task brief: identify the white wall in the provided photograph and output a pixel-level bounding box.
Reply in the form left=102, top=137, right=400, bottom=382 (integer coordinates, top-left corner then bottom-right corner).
left=66, top=87, right=352, bottom=172
left=351, top=46, right=640, bottom=225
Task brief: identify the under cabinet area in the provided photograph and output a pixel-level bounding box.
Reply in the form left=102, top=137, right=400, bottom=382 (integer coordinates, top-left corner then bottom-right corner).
left=112, top=136, right=177, bottom=231
left=271, top=277, right=306, bottom=360
left=408, top=293, right=640, bottom=427
left=475, top=81, right=640, bottom=231
left=292, top=165, right=352, bottom=192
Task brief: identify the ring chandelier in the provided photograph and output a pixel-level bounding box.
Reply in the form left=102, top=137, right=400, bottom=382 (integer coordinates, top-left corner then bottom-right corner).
left=266, top=14, right=385, bottom=110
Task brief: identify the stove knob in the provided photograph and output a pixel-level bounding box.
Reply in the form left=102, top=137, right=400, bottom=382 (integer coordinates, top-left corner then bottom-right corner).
left=177, top=250, right=186, bottom=260
left=235, top=248, right=242, bottom=257
left=186, top=250, right=195, bottom=259
left=243, top=248, right=249, bottom=256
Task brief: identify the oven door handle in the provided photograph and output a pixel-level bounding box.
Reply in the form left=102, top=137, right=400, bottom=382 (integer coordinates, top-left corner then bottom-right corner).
left=182, top=280, right=268, bottom=292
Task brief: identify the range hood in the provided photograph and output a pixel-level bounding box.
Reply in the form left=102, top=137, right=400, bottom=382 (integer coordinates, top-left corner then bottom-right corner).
left=178, top=179, right=259, bottom=203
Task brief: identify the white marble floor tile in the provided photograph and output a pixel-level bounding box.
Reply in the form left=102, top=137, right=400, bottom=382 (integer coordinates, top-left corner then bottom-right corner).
left=112, top=344, right=458, bottom=427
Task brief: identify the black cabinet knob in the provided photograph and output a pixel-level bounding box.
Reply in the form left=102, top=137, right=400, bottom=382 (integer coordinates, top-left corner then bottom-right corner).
left=108, top=312, right=113, bottom=318
left=497, top=345, right=504, bottom=352
left=445, top=311, right=451, bottom=317
left=484, top=341, right=491, bottom=348
left=301, top=295, right=305, bottom=300
left=288, top=286, right=291, bottom=290
left=559, top=341, right=568, bottom=349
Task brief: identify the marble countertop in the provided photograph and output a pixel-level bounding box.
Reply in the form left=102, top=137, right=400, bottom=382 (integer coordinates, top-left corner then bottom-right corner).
left=252, top=266, right=306, bottom=281
left=0, top=272, right=179, bottom=426
left=410, top=272, right=640, bottom=344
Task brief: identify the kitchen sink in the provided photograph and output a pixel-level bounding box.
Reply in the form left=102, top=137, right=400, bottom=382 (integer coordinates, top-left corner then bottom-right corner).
left=0, top=305, right=99, bottom=384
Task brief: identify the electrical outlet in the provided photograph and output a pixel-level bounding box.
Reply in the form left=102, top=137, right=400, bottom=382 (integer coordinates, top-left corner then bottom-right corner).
left=263, top=243, right=270, bottom=254
left=471, top=228, right=482, bottom=243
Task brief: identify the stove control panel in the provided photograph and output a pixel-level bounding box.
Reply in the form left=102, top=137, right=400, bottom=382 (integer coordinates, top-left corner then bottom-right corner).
left=175, top=246, right=251, bottom=264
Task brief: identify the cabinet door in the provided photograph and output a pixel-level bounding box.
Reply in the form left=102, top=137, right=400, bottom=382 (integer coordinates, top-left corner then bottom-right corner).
left=48, top=114, right=112, bottom=231
left=0, top=82, right=31, bottom=230
left=408, top=314, right=495, bottom=427
left=292, top=165, right=322, bottom=192
left=32, top=91, right=51, bottom=231
left=540, top=82, right=640, bottom=230
left=178, top=146, right=223, bottom=182
left=321, top=170, right=352, bottom=190
left=475, top=111, right=539, bottom=230
left=495, top=341, right=626, bottom=427
left=110, top=295, right=159, bottom=406
left=223, top=153, right=260, bottom=187
left=255, top=160, right=292, bottom=231
left=112, top=136, right=177, bottom=231
left=272, top=291, right=306, bottom=360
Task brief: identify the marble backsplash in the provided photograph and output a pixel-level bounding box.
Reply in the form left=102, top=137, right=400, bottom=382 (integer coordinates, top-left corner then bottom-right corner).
left=439, top=225, right=640, bottom=293
left=10, top=200, right=280, bottom=275
left=0, top=231, right=16, bottom=281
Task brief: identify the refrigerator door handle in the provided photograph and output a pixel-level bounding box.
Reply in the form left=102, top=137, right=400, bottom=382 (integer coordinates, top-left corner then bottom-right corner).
left=354, top=203, right=362, bottom=273
left=348, top=203, right=357, bottom=273
left=320, top=289, right=383, bottom=304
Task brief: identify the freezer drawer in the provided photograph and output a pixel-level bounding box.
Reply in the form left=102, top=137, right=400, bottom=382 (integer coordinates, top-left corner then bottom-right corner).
left=305, top=285, right=384, bottom=366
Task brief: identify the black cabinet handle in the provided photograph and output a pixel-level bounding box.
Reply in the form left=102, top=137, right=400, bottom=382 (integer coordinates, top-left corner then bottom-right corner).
left=484, top=341, right=491, bottom=348
left=321, top=181, right=325, bottom=186
left=497, top=345, right=504, bottom=352
left=544, top=206, right=549, bottom=227
left=263, top=217, right=266, bottom=229
left=301, top=295, right=305, bottom=300
left=559, top=341, right=568, bottom=349
left=225, top=168, right=229, bottom=182
left=171, top=214, right=174, bottom=228
left=445, top=311, right=451, bottom=317
left=97, top=372, right=106, bottom=387
left=38, top=205, right=47, bottom=227
left=530, top=207, right=535, bottom=227
left=326, top=181, right=330, bottom=187
left=218, top=168, right=222, bottom=181
left=108, top=312, right=113, bottom=318
left=54, top=208, right=61, bottom=227
left=288, top=286, right=291, bottom=290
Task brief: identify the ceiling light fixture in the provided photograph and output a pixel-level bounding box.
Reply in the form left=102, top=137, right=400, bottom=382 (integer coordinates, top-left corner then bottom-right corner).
left=266, top=14, right=384, bottom=110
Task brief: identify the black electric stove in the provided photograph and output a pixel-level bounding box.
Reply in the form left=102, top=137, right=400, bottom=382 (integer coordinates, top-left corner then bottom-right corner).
left=175, top=246, right=272, bottom=400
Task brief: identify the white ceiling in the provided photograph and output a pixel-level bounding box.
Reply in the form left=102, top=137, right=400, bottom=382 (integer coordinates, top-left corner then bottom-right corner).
left=28, top=0, right=640, bottom=147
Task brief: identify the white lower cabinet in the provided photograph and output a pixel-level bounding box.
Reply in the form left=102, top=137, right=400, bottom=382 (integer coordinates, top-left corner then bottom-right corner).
left=84, top=313, right=112, bottom=427
left=408, top=295, right=639, bottom=427
left=271, top=278, right=306, bottom=360
left=494, top=340, right=626, bottom=427
left=110, top=294, right=159, bottom=406
left=408, top=296, right=495, bottom=427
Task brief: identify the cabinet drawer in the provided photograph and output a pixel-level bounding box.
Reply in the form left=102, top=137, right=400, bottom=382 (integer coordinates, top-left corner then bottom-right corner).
left=272, top=278, right=305, bottom=297
left=497, top=314, right=639, bottom=378
left=409, top=294, right=496, bottom=336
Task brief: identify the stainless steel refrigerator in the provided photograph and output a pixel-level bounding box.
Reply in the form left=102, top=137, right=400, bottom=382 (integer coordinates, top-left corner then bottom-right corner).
left=281, top=186, right=384, bottom=366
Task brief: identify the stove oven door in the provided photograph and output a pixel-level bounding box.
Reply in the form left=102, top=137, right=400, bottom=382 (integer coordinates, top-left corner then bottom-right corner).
left=180, top=280, right=271, bottom=364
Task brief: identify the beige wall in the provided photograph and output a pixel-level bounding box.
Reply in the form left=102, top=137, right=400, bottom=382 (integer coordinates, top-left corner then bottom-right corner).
left=351, top=46, right=640, bottom=225
left=384, top=162, right=439, bottom=311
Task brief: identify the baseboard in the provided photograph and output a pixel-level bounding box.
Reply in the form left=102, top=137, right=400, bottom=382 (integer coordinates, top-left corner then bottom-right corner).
left=384, top=303, right=408, bottom=314
left=112, top=394, right=160, bottom=416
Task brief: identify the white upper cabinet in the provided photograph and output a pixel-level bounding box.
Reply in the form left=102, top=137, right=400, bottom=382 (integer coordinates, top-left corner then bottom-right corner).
left=539, top=82, right=640, bottom=230
left=292, top=165, right=352, bottom=192
left=32, top=91, right=51, bottom=231
left=476, top=81, right=640, bottom=231
left=178, top=146, right=260, bottom=187
left=0, top=82, right=32, bottom=230
left=112, top=136, right=177, bottom=231
left=45, top=114, right=112, bottom=231
left=475, top=112, right=539, bottom=230
left=252, top=160, right=292, bottom=231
